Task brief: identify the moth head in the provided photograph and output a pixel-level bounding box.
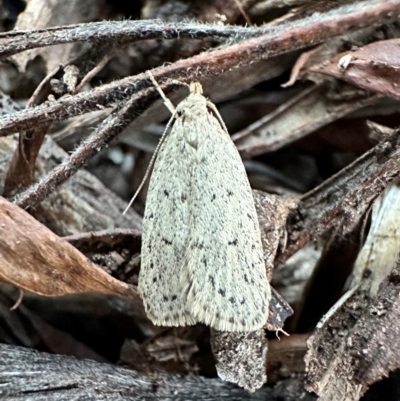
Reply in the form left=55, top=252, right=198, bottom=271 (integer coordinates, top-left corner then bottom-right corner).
left=189, top=82, right=203, bottom=95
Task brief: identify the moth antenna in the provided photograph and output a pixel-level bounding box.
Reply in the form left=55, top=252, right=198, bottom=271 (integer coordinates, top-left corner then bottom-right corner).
left=165, top=78, right=200, bottom=95
left=123, top=73, right=178, bottom=215
left=206, top=101, right=229, bottom=134
left=123, top=114, right=176, bottom=215
left=147, top=71, right=176, bottom=114
left=168, top=78, right=189, bottom=88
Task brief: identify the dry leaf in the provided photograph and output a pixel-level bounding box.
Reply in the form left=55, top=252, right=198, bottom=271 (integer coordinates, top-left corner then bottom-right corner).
left=310, top=39, right=400, bottom=101
left=0, top=196, right=136, bottom=298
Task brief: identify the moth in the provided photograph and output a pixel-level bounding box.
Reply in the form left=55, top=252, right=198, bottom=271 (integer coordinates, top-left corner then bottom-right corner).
left=138, top=77, right=271, bottom=332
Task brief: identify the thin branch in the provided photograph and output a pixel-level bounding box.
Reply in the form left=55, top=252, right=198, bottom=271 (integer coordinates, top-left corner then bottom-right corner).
left=0, top=0, right=388, bottom=60
left=0, top=0, right=397, bottom=137
left=9, top=288, right=24, bottom=311
left=233, top=0, right=253, bottom=26
left=0, top=20, right=267, bottom=60
left=63, top=228, right=142, bottom=254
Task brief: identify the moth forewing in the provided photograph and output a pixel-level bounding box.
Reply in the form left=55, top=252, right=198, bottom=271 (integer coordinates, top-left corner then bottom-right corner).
left=139, top=85, right=271, bottom=332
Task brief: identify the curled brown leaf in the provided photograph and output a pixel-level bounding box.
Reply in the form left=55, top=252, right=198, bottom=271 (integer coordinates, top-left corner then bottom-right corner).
left=0, top=196, right=136, bottom=299
left=310, top=39, right=400, bottom=101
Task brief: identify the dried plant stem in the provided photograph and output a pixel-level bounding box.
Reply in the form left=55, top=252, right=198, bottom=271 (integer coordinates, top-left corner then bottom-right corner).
left=0, top=20, right=268, bottom=60
left=14, top=88, right=157, bottom=209
left=278, top=130, right=400, bottom=264
left=9, top=288, right=24, bottom=311
left=233, top=0, right=253, bottom=26
left=0, top=0, right=397, bottom=137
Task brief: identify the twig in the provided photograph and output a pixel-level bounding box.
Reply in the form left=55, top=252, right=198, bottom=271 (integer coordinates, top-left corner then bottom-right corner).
left=9, top=288, right=24, bottom=311
left=233, top=0, right=253, bottom=26
left=13, top=87, right=158, bottom=209
left=73, top=53, right=114, bottom=94
left=278, top=129, right=400, bottom=264
left=0, top=0, right=397, bottom=137
left=63, top=228, right=142, bottom=254
left=0, top=20, right=269, bottom=60
left=0, top=0, right=392, bottom=61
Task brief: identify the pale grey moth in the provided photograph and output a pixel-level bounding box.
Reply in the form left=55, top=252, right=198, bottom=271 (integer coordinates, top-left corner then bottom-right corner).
left=139, top=81, right=271, bottom=332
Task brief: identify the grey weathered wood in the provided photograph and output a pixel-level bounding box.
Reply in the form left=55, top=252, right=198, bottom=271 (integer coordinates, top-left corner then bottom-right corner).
left=0, top=344, right=268, bottom=400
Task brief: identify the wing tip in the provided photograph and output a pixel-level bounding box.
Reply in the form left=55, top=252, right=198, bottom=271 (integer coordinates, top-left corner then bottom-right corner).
left=191, top=301, right=270, bottom=332
left=142, top=301, right=269, bottom=331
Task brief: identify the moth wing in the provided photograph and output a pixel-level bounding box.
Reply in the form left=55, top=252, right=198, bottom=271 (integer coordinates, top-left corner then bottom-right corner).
left=186, top=115, right=271, bottom=332
left=139, top=125, right=196, bottom=327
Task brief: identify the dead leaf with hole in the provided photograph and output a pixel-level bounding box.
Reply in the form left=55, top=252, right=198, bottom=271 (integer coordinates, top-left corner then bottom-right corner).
left=0, top=196, right=136, bottom=299
left=310, top=39, right=400, bottom=101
